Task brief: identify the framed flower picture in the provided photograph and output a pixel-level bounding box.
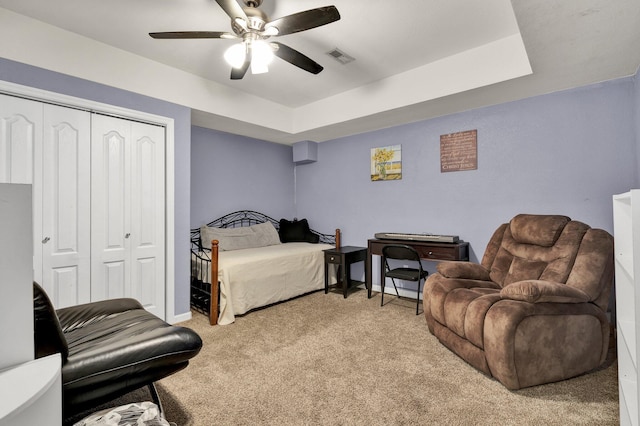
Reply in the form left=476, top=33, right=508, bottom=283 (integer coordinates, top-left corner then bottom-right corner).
left=371, top=145, right=402, bottom=181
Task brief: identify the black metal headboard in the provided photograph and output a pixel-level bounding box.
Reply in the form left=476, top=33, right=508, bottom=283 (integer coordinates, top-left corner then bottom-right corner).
left=191, top=210, right=336, bottom=250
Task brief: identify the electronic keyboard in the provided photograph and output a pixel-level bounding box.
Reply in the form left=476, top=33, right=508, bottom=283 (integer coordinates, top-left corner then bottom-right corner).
left=374, top=232, right=459, bottom=243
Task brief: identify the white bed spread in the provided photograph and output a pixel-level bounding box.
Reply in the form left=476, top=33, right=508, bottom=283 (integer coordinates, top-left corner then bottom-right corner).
left=194, top=242, right=333, bottom=325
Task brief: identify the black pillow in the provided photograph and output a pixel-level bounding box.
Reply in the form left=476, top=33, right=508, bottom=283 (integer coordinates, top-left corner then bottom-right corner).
left=278, top=218, right=319, bottom=243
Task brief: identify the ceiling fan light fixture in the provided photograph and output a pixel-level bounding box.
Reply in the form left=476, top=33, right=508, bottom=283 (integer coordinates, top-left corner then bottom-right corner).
left=252, top=41, right=274, bottom=63
left=224, top=43, right=247, bottom=68
left=262, top=25, right=279, bottom=36
left=250, top=40, right=274, bottom=74
left=233, top=17, right=249, bottom=32
left=250, top=61, right=269, bottom=74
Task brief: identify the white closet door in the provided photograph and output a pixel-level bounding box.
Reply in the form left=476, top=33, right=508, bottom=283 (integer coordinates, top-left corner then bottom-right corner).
left=0, top=94, right=41, bottom=185
left=91, top=114, right=165, bottom=318
left=91, top=115, right=131, bottom=302
left=2, top=93, right=167, bottom=317
left=0, top=94, right=42, bottom=284
left=41, top=104, right=91, bottom=308
left=130, top=122, right=165, bottom=317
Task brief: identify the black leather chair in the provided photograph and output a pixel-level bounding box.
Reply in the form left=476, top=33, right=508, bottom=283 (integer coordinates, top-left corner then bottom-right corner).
left=381, top=244, right=428, bottom=315
left=33, top=282, right=202, bottom=420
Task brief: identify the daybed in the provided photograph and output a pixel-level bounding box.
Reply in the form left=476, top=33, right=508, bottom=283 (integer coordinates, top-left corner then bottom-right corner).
left=423, top=214, right=614, bottom=389
left=191, top=210, right=338, bottom=325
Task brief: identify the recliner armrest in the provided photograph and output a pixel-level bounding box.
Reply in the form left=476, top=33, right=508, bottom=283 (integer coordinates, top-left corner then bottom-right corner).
left=56, top=298, right=145, bottom=333
left=500, top=280, right=590, bottom=304
left=437, top=261, right=491, bottom=281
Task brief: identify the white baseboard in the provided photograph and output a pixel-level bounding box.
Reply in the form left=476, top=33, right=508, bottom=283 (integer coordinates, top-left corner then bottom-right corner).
left=170, top=311, right=192, bottom=325
left=366, top=283, right=422, bottom=300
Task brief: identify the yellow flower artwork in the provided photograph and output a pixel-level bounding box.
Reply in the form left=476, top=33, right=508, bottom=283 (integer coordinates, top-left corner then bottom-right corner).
left=371, top=145, right=402, bottom=181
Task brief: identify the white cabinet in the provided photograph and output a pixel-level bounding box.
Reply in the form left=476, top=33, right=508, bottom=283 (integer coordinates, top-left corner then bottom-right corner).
left=0, top=93, right=165, bottom=317
left=0, top=354, right=62, bottom=426
left=0, top=183, right=33, bottom=371
left=614, top=190, right=640, bottom=426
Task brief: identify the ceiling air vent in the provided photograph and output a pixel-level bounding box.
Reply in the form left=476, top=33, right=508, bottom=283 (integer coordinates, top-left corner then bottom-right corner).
left=326, top=48, right=355, bottom=65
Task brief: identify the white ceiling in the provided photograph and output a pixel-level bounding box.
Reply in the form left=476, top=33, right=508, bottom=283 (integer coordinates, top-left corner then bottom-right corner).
left=0, top=0, right=638, bottom=144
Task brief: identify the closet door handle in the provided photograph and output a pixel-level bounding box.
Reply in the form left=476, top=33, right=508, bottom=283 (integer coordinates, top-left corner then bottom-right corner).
left=125, top=233, right=131, bottom=239
left=42, top=237, right=50, bottom=244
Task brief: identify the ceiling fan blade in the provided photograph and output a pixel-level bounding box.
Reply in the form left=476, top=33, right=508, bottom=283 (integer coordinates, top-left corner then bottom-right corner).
left=231, top=45, right=251, bottom=80
left=149, top=31, right=237, bottom=39
left=265, top=6, right=340, bottom=36
left=215, top=0, right=248, bottom=23
left=230, top=59, right=250, bottom=80
left=272, top=42, right=323, bottom=74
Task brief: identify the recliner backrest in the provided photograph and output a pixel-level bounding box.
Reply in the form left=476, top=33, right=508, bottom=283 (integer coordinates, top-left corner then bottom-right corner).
left=482, top=214, right=590, bottom=288
left=33, top=282, right=68, bottom=362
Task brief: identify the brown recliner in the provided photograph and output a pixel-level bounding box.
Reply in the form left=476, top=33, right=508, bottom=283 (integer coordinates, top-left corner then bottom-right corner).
left=423, top=214, right=614, bottom=390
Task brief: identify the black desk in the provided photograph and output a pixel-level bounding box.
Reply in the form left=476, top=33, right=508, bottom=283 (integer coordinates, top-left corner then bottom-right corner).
left=324, top=246, right=368, bottom=298
left=365, top=238, right=469, bottom=298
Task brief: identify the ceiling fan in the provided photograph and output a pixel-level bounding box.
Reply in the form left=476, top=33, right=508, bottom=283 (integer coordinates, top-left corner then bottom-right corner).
left=149, top=0, right=340, bottom=80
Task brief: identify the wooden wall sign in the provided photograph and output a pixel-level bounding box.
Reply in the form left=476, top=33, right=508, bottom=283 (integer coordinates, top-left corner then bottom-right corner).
left=440, top=129, right=477, bottom=173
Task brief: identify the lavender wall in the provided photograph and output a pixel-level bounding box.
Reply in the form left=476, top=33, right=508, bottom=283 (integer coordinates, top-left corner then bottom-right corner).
left=294, top=77, right=638, bottom=291
left=8, top=54, right=634, bottom=310
left=0, top=58, right=193, bottom=317
left=190, top=126, right=295, bottom=227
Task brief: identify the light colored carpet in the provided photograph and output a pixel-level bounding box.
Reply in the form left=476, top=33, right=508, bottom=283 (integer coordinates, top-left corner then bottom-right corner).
left=132, top=289, right=619, bottom=425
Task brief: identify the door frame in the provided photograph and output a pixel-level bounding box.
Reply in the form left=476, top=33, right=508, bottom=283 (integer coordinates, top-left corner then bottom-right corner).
left=0, top=80, right=177, bottom=323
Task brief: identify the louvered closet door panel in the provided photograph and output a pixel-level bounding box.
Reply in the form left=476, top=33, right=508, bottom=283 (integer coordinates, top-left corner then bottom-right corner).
left=130, top=122, right=165, bottom=317
left=41, top=104, right=91, bottom=308
left=91, top=114, right=131, bottom=302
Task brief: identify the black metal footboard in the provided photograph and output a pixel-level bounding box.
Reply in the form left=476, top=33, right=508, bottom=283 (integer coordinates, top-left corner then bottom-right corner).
left=190, top=250, right=212, bottom=315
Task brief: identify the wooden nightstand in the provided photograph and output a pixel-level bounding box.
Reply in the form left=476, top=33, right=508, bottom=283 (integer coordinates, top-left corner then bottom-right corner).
left=324, top=246, right=367, bottom=298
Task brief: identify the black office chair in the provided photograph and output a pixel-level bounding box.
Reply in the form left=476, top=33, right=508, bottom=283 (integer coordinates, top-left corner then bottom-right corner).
left=381, top=244, right=428, bottom=315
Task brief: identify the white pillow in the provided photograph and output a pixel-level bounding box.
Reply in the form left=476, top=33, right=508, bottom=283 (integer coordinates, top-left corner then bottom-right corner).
left=250, top=222, right=281, bottom=247
left=200, top=225, right=256, bottom=251
left=200, top=222, right=281, bottom=251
